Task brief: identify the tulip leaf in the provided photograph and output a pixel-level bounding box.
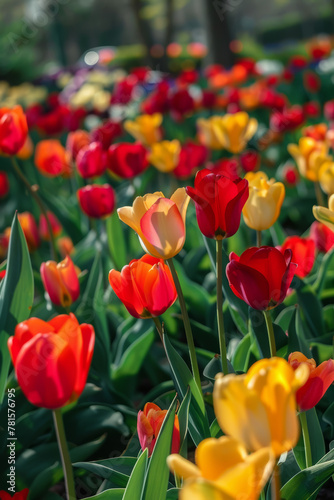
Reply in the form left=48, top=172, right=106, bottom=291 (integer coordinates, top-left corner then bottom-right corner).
left=107, top=211, right=128, bottom=271
left=177, top=386, right=191, bottom=457
left=141, top=396, right=178, bottom=500
left=294, top=277, right=325, bottom=337
left=0, top=213, right=34, bottom=404
left=73, top=456, right=137, bottom=477
left=293, top=409, right=326, bottom=470
left=287, top=308, right=310, bottom=357
left=203, top=354, right=234, bottom=381
left=270, top=220, right=287, bottom=246
left=210, top=418, right=223, bottom=439
left=166, top=489, right=181, bottom=499
left=164, top=334, right=211, bottom=446
left=86, top=489, right=125, bottom=499
left=122, top=449, right=148, bottom=500
left=312, top=246, right=334, bottom=297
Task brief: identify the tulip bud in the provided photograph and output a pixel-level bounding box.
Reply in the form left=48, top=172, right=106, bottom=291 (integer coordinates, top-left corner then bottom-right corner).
left=310, top=221, right=334, bottom=253
left=0, top=105, right=28, bottom=155
left=76, top=141, right=107, bottom=179
left=39, top=211, right=62, bottom=241
left=57, top=236, right=74, bottom=258
left=40, top=256, right=80, bottom=308
left=35, top=140, right=72, bottom=177
left=17, top=212, right=40, bottom=252
left=77, top=184, right=115, bottom=219
left=107, top=142, right=149, bottom=179
left=66, top=129, right=90, bottom=161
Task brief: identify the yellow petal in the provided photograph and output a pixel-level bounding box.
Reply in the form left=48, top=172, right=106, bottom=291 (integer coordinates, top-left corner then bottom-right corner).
left=313, top=205, right=334, bottom=232
left=180, top=480, right=232, bottom=500
left=171, top=187, right=190, bottom=225
left=196, top=437, right=247, bottom=480
left=167, top=454, right=201, bottom=480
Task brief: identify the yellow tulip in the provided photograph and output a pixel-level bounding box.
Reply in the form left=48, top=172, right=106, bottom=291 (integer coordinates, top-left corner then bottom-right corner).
left=288, top=137, right=330, bottom=182
left=319, top=161, right=334, bottom=195
left=117, top=188, right=190, bottom=259
left=197, top=112, right=258, bottom=153
left=213, top=357, right=309, bottom=457
left=167, top=437, right=275, bottom=500
left=313, top=193, right=334, bottom=232
left=124, top=113, right=163, bottom=146
left=148, top=140, right=181, bottom=173
left=242, top=171, right=285, bottom=231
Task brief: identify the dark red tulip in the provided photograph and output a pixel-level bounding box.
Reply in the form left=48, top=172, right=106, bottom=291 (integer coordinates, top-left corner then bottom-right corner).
left=77, top=184, right=115, bottom=219
left=303, top=101, right=320, bottom=118
left=170, top=89, right=195, bottom=121
left=226, top=246, right=297, bottom=310
left=0, top=171, right=9, bottom=198
left=239, top=150, right=260, bottom=173
left=173, top=141, right=208, bottom=179
left=303, top=71, right=321, bottom=93
left=107, top=142, right=149, bottom=179
left=186, top=169, right=249, bottom=239
left=207, top=158, right=240, bottom=180
left=280, top=236, right=315, bottom=278
left=76, top=142, right=107, bottom=179
left=111, top=76, right=137, bottom=104
left=90, top=120, right=122, bottom=150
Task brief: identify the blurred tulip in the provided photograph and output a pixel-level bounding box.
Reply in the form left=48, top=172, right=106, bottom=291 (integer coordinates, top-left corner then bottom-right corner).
left=324, top=100, right=334, bottom=121
left=0, top=230, right=10, bottom=259
left=124, top=113, right=163, bottom=146
left=7, top=314, right=94, bottom=409
left=242, top=172, right=285, bottom=231
left=173, top=141, right=208, bottom=179
left=118, top=188, right=189, bottom=259
left=197, top=116, right=227, bottom=150
left=303, top=101, right=320, bottom=118
left=213, top=357, right=309, bottom=456
left=310, top=221, right=334, bottom=253
left=77, top=184, right=115, bottom=219
left=0, top=270, right=6, bottom=280
left=270, top=106, right=304, bottom=133
left=239, top=149, right=260, bottom=172
left=0, top=105, right=28, bottom=155
left=280, top=236, right=315, bottom=278
left=39, top=211, right=62, bottom=241
left=138, top=402, right=180, bottom=456
left=108, top=142, right=149, bottom=179
left=186, top=169, right=248, bottom=239
left=303, top=123, right=327, bottom=142
left=148, top=140, right=181, bottom=173
left=288, top=138, right=330, bottom=182
left=109, top=254, right=177, bottom=318
left=170, top=88, right=194, bottom=121
left=281, top=164, right=299, bottom=187
left=303, top=71, right=321, bottom=93
left=226, top=246, right=297, bottom=311
left=168, top=437, right=275, bottom=500
left=208, top=158, right=239, bottom=179
left=319, top=161, right=334, bottom=195
left=0, top=171, right=9, bottom=198
left=35, top=140, right=72, bottom=177
left=76, top=142, right=107, bottom=179
left=40, top=255, right=80, bottom=308
left=57, top=236, right=74, bottom=258
left=90, top=120, right=122, bottom=150
left=16, top=135, right=33, bottom=160
left=17, top=212, right=40, bottom=252
left=288, top=352, right=334, bottom=411
left=66, top=130, right=90, bottom=161
left=313, top=194, right=334, bottom=232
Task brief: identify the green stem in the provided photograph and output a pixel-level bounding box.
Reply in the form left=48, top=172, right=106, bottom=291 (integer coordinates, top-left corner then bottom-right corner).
left=167, top=258, right=202, bottom=392
left=263, top=310, right=276, bottom=357
left=271, top=463, right=280, bottom=500
left=299, top=411, right=312, bottom=468
left=52, top=409, right=76, bottom=500
left=314, top=181, right=325, bottom=207
left=256, top=230, right=262, bottom=247
left=153, top=316, right=163, bottom=343
left=216, top=239, right=228, bottom=375
left=11, top=157, right=58, bottom=261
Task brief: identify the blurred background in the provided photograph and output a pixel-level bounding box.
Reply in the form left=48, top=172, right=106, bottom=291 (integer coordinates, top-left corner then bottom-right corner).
left=0, top=0, right=333, bottom=83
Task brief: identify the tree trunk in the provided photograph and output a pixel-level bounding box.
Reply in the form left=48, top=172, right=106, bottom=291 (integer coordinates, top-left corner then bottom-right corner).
left=203, top=0, right=235, bottom=67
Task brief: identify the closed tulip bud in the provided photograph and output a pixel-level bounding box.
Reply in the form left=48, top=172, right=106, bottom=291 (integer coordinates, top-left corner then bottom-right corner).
left=16, top=135, right=34, bottom=160
left=226, top=246, right=297, bottom=311
left=186, top=169, right=249, bottom=239
left=66, top=129, right=90, bottom=161
left=7, top=314, right=95, bottom=409
left=76, top=141, right=107, bottom=179
left=40, top=256, right=80, bottom=308
left=39, top=211, right=62, bottom=241
left=288, top=138, right=330, bottom=182
left=213, top=357, right=309, bottom=456
left=0, top=171, right=9, bottom=198
left=167, top=437, right=275, bottom=500
left=138, top=402, right=180, bottom=456
left=239, top=149, right=260, bottom=172
left=242, top=171, right=285, bottom=231
left=109, top=254, right=177, bottom=318
left=124, top=113, right=163, bottom=146
left=17, top=212, right=40, bottom=252
left=310, top=221, right=334, bottom=253
left=118, top=188, right=190, bottom=259
left=35, top=139, right=72, bottom=177
left=57, top=236, right=74, bottom=258
left=0, top=105, right=28, bottom=155
left=313, top=194, right=334, bottom=233
left=77, top=184, right=116, bottom=219
left=288, top=352, right=334, bottom=411
left=280, top=236, right=315, bottom=278
left=148, top=140, right=181, bottom=173
left=107, top=142, right=149, bottom=179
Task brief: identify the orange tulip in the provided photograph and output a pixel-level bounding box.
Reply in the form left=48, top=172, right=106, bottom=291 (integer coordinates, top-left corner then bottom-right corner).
left=35, top=139, right=72, bottom=177
left=17, top=212, right=40, bottom=252
left=40, top=256, right=80, bottom=308
left=39, top=211, right=62, bottom=241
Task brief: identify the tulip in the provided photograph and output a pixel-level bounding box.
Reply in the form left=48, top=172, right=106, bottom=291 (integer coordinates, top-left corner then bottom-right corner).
left=208, top=158, right=240, bottom=180
left=108, top=142, right=149, bottom=179
left=118, top=188, right=190, bottom=259
left=303, top=123, right=327, bottom=142
left=169, top=88, right=195, bottom=121
left=319, top=161, right=334, bottom=195
left=35, top=139, right=71, bottom=177
left=310, top=221, right=334, bottom=253
left=0, top=171, right=9, bottom=198
left=0, top=230, right=10, bottom=260
left=313, top=194, right=334, bottom=232
left=124, top=113, right=163, bottom=146
left=0, top=270, right=6, bottom=280
left=226, top=246, right=297, bottom=311
left=138, top=402, right=180, bottom=456
left=280, top=236, right=315, bottom=278
left=288, top=138, right=330, bottom=182
left=17, top=212, right=40, bottom=252
left=109, top=254, right=177, bottom=318
left=213, top=357, right=309, bottom=456
left=75, top=141, right=107, bottom=179
left=77, top=184, right=116, bottom=219
left=90, top=120, right=122, bottom=150
left=39, top=211, right=62, bottom=241
left=57, top=236, right=74, bottom=258
left=148, top=140, right=181, bottom=173
left=16, top=135, right=34, bottom=160
left=7, top=314, right=95, bottom=409
left=186, top=169, right=249, bottom=239
left=167, top=437, right=275, bottom=500
left=0, top=488, right=29, bottom=500
left=242, top=171, right=285, bottom=231
left=173, top=141, right=208, bottom=179
left=288, top=352, right=334, bottom=411
left=239, top=149, right=260, bottom=173
left=0, top=105, right=28, bottom=155
left=66, top=129, right=90, bottom=161
left=40, top=256, right=80, bottom=308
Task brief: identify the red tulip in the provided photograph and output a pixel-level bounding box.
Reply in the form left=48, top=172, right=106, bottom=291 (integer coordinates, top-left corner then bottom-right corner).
left=7, top=314, right=95, bottom=409
left=40, top=256, right=80, bottom=308
left=324, top=100, right=334, bottom=121
left=303, top=71, right=321, bottom=93
left=17, top=212, right=40, bottom=252
left=173, top=141, right=208, bottom=179
left=35, top=140, right=71, bottom=177
left=239, top=149, right=260, bottom=173
left=0, top=230, right=10, bottom=260
left=280, top=236, right=315, bottom=278
left=76, top=142, right=107, bottom=179
left=0, top=171, right=9, bottom=198
left=281, top=164, right=299, bottom=187
left=90, top=120, right=122, bottom=150
left=310, top=221, right=334, bottom=253
left=288, top=352, right=334, bottom=411
left=107, top=142, right=149, bottom=179
left=137, top=402, right=180, bottom=456
left=0, top=488, right=29, bottom=500
left=111, top=76, right=137, bottom=104
left=0, top=106, right=28, bottom=155
left=39, top=211, right=62, bottom=241
left=0, top=270, right=6, bottom=280
left=303, top=101, right=320, bottom=118
left=109, top=254, right=177, bottom=319
left=77, top=184, right=115, bottom=219
left=226, top=246, right=297, bottom=310
left=208, top=158, right=240, bottom=180
left=186, top=169, right=249, bottom=239
left=169, top=88, right=195, bottom=121
left=66, top=130, right=90, bottom=161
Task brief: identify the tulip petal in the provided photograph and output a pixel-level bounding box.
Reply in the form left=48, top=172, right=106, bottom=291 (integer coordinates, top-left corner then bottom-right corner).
left=8, top=318, right=54, bottom=365
left=171, top=187, right=190, bottom=225
left=196, top=437, right=247, bottom=481
left=180, top=479, right=232, bottom=500
left=296, top=359, right=334, bottom=411
left=167, top=454, right=201, bottom=480
left=226, top=259, right=270, bottom=310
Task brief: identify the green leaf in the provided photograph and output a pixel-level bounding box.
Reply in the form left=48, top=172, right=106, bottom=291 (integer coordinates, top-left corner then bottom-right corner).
left=107, top=212, right=128, bottom=271
left=142, top=396, right=177, bottom=500
left=287, top=308, right=309, bottom=357
left=293, top=409, right=326, bottom=470
left=203, top=355, right=234, bottom=381
left=294, top=278, right=325, bottom=337
left=270, top=220, right=287, bottom=246
left=122, top=449, right=148, bottom=500
left=86, top=489, right=125, bottom=500
left=0, top=213, right=34, bottom=403
left=313, top=247, right=334, bottom=297
left=177, top=387, right=191, bottom=457
left=166, top=489, right=181, bottom=500
left=210, top=418, right=223, bottom=438
left=73, top=457, right=137, bottom=478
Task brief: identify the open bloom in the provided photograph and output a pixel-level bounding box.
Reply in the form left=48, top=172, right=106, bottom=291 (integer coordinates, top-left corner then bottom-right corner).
left=148, top=140, right=181, bottom=173
left=242, top=171, right=285, bottom=231
left=288, top=352, right=334, bottom=411
left=168, top=437, right=275, bottom=500
left=124, top=113, right=163, bottom=146
left=109, top=254, right=177, bottom=318
left=118, top=188, right=190, bottom=259
left=108, top=142, right=149, bottom=179
left=313, top=194, right=334, bottom=233
left=138, top=402, right=180, bottom=456
left=40, top=256, right=80, bottom=308
left=280, top=236, right=315, bottom=278
left=226, top=246, right=297, bottom=310
left=213, top=357, right=309, bottom=456
left=35, top=139, right=72, bottom=177
left=288, top=138, right=330, bottom=182
left=186, top=169, right=249, bottom=239
left=7, top=314, right=95, bottom=409
left=0, top=105, right=28, bottom=155
left=77, top=184, right=116, bottom=219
